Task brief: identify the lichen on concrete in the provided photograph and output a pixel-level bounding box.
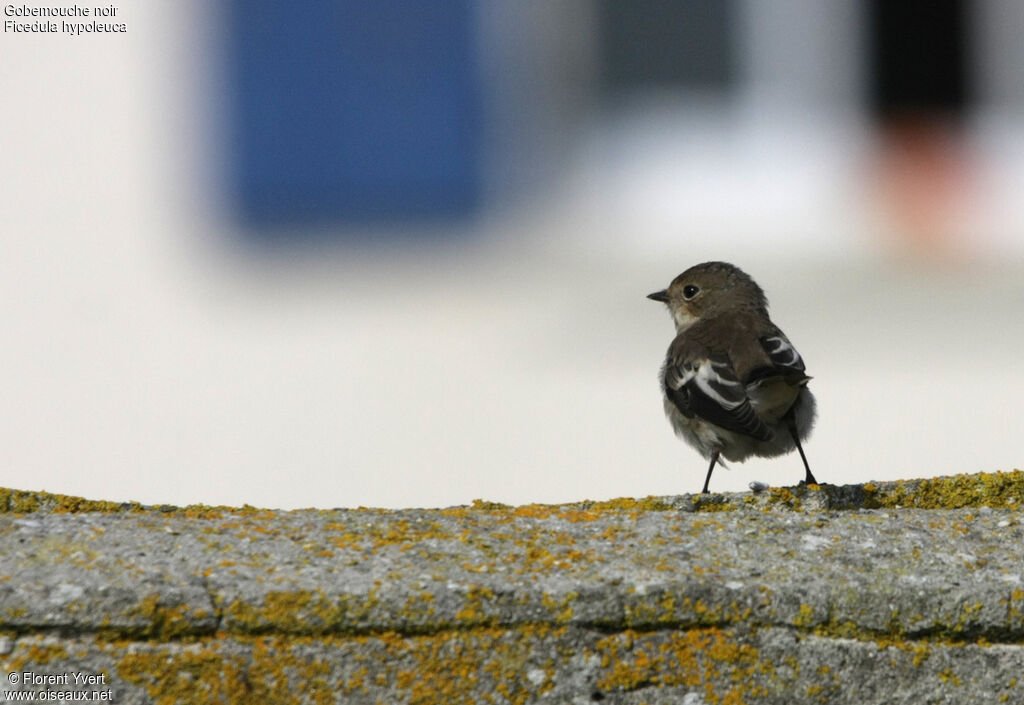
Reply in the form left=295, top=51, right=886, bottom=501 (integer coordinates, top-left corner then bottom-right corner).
left=1, top=471, right=1023, bottom=704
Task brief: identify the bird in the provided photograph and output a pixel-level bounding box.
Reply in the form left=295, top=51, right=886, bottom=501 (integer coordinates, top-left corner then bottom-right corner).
left=647, top=261, right=817, bottom=494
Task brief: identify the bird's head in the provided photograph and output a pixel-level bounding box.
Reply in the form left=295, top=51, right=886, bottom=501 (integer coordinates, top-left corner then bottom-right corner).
left=647, top=261, right=768, bottom=333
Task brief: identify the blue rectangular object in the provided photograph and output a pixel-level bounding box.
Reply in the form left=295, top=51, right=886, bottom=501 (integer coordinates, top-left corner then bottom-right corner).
left=227, top=1, right=483, bottom=229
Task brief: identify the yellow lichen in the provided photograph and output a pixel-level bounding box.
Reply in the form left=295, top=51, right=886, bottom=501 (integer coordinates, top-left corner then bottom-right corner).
left=594, top=628, right=760, bottom=704
left=454, top=586, right=496, bottom=625
left=540, top=591, right=577, bottom=625
left=794, top=604, right=816, bottom=628
left=224, top=589, right=367, bottom=635
left=3, top=470, right=1021, bottom=521
left=4, top=622, right=1019, bottom=705
left=122, top=594, right=211, bottom=640
left=6, top=641, right=70, bottom=670
left=0, top=488, right=142, bottom=515
left=862, top=471, right=1024, bottom=510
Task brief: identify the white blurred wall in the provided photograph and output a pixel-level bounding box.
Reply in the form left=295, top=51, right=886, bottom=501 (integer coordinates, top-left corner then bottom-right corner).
left=1, top=1, right=1022, bottom=509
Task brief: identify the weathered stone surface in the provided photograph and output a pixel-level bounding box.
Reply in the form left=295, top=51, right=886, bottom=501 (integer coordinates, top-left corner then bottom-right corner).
left=1, top=472, right=1022, bottom=704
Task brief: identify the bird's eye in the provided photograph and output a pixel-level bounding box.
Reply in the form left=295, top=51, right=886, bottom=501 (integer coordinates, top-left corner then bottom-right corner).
left=682, top=285, right=700, bottom=299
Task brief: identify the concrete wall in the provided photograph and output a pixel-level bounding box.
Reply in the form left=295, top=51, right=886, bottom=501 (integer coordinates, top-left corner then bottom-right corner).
left=2, top=472, right=1023, bottom=704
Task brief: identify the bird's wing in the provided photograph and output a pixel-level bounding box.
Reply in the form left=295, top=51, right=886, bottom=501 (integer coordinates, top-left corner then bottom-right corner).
left=746, top=334, right=811, bottom=386
left=762, top=334, right=806, bottom=372
left=664, top=352, right=773, bottom=441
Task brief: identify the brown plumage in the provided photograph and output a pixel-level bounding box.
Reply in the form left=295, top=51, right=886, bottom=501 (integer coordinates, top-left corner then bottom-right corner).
left=648, top=262, right=817, bottom=494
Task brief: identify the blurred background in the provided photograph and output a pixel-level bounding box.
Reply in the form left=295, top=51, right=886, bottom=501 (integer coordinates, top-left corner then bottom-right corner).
left=2, top=0, right=1022, bottom=509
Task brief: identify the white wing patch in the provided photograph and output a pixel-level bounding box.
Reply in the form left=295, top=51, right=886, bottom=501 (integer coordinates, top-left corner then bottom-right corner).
left=763, top=335, right=804, bottom=370
left=663, top=354, right=774, bottom=442
left=691, top=358, right=744, bottom=410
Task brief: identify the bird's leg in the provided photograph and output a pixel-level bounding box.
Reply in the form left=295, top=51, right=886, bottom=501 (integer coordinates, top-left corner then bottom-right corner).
left=787, top=418, right=817, bottom=486
left=701, top=450, right=720, bottom=494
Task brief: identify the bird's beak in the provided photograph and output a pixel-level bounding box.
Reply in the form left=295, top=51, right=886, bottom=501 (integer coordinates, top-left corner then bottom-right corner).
left=647, top=290, right=669, bottom=303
